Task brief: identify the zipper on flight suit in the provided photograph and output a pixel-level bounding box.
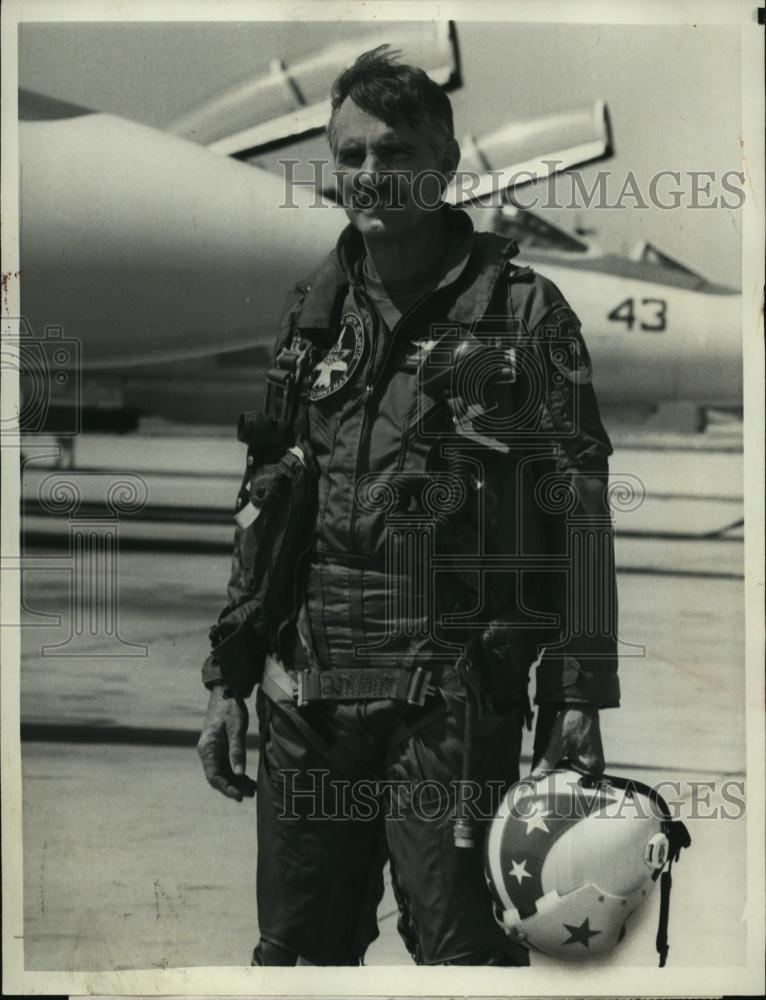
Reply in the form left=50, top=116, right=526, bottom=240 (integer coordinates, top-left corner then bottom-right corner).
left=348, top=284, right=441, bottom=555
left=348, top=286, right=381, bottom=556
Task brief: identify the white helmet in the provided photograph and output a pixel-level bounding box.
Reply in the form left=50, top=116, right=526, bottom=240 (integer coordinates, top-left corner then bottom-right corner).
left=484, top=769, right=691, bottom=965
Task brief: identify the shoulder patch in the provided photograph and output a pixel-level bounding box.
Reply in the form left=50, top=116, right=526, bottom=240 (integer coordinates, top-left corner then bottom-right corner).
left=309, top=312, right=365, bottom=400
left=543, top=304, right=593, bottom=384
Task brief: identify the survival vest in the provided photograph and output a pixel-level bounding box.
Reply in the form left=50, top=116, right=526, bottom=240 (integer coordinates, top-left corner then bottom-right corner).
left=204, top=215, right=619, bottom=712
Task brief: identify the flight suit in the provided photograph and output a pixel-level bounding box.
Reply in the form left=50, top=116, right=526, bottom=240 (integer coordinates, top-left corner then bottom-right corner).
left=204, top=206, right=619, bottom=965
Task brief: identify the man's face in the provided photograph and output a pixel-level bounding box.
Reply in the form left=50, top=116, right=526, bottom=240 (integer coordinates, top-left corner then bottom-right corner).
left=331, top=98, right=456, bottom=240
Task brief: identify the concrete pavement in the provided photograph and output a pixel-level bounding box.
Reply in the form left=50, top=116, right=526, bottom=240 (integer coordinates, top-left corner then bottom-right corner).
left=15, top=427, right=750, bottom=971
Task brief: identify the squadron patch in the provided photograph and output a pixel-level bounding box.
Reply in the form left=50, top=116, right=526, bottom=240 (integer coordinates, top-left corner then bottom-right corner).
left=309, top=312, right=365, bottom=400
left=545, top=305, right=593, bottom=385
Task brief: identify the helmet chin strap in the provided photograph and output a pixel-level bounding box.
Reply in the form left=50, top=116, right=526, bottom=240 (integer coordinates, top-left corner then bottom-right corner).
left=654, top=807, right=692, bottom=967
left=557, top=766, right=693, bottom=967
left=656, top=864, right=674, bottom=967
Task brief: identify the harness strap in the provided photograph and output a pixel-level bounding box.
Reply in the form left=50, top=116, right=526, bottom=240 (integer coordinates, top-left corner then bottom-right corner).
left=263, top=337, right=314, bottom=427
left=259, top=657, right=358, bottom=778
left=260, top=656, right=300, bottom=702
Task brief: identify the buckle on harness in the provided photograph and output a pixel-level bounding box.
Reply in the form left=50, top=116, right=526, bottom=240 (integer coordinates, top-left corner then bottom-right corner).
left=295, top=666, right=434, bottom=707
left=402, top=666, right=433, bottom=706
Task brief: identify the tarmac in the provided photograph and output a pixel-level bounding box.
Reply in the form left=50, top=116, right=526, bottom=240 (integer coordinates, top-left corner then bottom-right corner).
left=14, top=421, right=749, bottom=971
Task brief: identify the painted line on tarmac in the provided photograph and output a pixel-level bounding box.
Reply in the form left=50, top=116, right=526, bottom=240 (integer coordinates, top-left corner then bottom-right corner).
left=617, top=565, right=743, bottom=581
left=22, top=502, right=745, bottom=533
left=20, top=721, right=259, bottom=750
left=18, top=722, right=746, bottom=780
left=21, top=531, right=745, bottom=578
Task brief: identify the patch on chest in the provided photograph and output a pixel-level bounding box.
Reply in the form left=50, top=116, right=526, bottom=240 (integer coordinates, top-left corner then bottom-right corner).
left=309, top=312, right=365, bottom=401
left=407, top=337, right=439, bottom=366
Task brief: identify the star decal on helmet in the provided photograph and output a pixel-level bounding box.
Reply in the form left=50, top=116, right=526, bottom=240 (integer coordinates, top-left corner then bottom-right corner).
left=522, top=803, right=551, bottom=835
left=562, top=917, right=602, bottom=948
left=509, top=859, right=533, bottom=884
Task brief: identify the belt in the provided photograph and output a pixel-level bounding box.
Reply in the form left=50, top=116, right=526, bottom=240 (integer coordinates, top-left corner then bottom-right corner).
left=262, top=656, right=435, bottom=707
left=312, top=550, right=386, bottom=571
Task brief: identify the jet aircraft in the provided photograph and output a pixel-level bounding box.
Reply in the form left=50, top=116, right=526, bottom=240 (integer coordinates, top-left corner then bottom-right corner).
left=15, top=21, right=741, bottom=429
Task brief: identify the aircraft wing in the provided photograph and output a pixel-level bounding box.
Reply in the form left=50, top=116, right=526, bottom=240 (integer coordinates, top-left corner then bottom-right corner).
left=167, top=22, right=460, bottom=156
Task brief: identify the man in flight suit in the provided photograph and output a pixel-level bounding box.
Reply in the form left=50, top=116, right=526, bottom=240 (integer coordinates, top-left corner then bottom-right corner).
left=197, top=46, right=619, bottom=966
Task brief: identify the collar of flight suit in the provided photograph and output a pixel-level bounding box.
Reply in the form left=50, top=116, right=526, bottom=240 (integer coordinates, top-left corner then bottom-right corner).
left=296, top=205, right=521, bottom=336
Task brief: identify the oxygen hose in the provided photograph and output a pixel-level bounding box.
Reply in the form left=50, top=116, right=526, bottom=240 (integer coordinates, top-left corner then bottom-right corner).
left=453, top=681, right=476, bottom=849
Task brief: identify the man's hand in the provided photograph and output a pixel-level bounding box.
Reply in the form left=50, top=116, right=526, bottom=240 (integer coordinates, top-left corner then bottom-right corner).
left=530, top=703, right=605, bottom=779
left=197, top=684, right=257, bottom=802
